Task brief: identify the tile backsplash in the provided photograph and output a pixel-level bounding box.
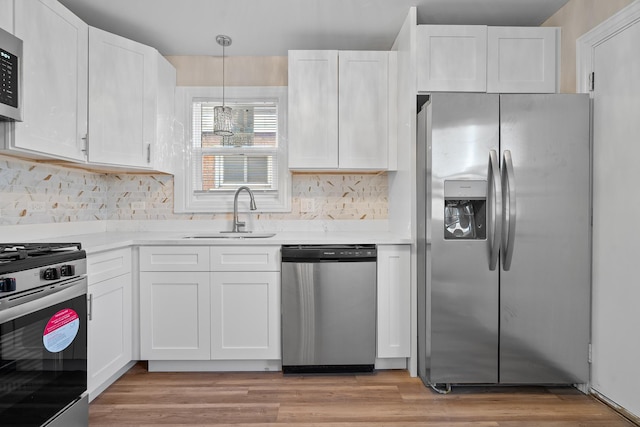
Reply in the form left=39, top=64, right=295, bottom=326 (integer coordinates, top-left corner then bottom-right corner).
left=0, top=155, right=388, bottom=225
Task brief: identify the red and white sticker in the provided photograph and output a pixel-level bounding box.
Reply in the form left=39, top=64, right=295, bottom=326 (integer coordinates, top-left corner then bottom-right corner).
left=43, top=308, right=80, bottom=353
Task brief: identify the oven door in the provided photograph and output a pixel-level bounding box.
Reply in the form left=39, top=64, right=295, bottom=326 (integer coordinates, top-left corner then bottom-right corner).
left=0, top=277, right=87, bottom=426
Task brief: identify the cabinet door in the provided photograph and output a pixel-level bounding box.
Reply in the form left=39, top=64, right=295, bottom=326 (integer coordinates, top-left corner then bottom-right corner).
left=88, top=26, right=156, bottom=168
left=487, top=27, right=558, bottom=93
left=377, top=245, right=411, bottom=358
left=140, top=272, right=210, bottom=360
left=0, top=1, right=12, bottom=32
left=11, top=0, right=87, bottom=161
left=211, top=271, right=280, bottom=360
left=338, top=51, right=389, bottom=169
left=153, top=55, right=177, bottom=174
left=417, top=25, right=487, bottom=93
left=88, top=273, right=132, bottom=396
left=288, top=50, right=338, bottom=169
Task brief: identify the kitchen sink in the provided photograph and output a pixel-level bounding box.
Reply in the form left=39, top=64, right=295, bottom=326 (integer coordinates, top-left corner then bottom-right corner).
left=183, top=232, right=276, bottom=239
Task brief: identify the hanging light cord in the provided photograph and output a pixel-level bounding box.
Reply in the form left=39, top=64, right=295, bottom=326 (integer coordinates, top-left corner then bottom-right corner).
left=221, top=41, right=226, bottom=108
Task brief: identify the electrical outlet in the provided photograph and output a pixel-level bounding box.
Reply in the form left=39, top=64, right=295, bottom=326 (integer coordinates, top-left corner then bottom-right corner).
left=300, top=198, right=315, bottom=213
left=28, top=201, right=46, bottom=213
left=131, top=201, right=146, bottom=210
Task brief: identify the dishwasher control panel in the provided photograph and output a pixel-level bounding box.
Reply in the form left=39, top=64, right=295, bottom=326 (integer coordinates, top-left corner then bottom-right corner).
left=281, top=244, right=376, bottom=261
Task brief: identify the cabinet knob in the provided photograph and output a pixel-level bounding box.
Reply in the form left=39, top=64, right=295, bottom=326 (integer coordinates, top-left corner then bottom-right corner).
left=0, top=277, right=17, bottom=292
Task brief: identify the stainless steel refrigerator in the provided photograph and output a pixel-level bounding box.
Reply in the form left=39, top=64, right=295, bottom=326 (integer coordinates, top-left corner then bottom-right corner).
left=417, top=93, right=591, bottom=386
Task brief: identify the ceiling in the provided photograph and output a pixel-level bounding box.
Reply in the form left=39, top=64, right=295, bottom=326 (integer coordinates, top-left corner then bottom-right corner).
left=57, top=0, right=569, bottom=57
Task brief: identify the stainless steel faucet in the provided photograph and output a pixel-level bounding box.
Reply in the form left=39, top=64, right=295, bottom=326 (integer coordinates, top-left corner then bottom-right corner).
left=231, top=186, right=257, bottom=232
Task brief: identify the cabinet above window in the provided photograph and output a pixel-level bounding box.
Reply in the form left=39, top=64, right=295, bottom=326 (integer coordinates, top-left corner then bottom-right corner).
left=287, top=50, right=397, bottom=171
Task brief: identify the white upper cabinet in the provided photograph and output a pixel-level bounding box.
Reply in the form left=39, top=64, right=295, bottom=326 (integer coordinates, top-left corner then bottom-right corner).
left=87, top=27, right=176, bottom=172
left=88, top=27, right=157, bottom=169
left=417, top=25, right=488, bottom=93
left=1, top=1, right=176, bottom=172
left=288, top=50, right=339, bottom=169
left=288, top=50, right=392, bottom=170
left=153, top=55, right=178, bottom=174
left=339, top=51, right=390, bottom=170
left=486, top=26, right=558, bottom=93
left=7, top=0, right=88, bottom=161
left=0, top=1, right=12, bottom=32
left=417, top=25, right=558, bottom=93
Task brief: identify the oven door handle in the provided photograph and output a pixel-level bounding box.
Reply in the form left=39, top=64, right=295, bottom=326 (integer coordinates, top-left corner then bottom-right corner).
left=0, top=278, right=87, bottom=324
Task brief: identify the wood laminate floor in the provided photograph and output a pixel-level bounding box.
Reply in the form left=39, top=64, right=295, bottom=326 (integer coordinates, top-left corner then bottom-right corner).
left=89, top=363, right=636, bottom=426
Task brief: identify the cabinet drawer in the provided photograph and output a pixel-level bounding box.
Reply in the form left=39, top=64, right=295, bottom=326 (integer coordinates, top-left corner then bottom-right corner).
left=139, top=246, right=210, bottom=271
left=88, top=248, right=132, bottom=285
left=210, top=246, right=280, bottom=271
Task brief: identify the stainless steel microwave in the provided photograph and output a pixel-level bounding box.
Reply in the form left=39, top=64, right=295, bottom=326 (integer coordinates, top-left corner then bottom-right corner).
left=0, top=26, right=22, bottom=121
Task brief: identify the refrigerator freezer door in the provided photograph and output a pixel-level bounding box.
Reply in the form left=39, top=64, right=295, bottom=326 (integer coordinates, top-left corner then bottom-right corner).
left=499, top=94, right=590, bottom=384
left=428, top=93, right=500, bottom=384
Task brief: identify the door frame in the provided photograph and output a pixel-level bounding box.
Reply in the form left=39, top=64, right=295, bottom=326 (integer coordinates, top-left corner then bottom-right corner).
left=576, top=0, right=640, bottom=421
left=576, top=1, right=640, bottom=94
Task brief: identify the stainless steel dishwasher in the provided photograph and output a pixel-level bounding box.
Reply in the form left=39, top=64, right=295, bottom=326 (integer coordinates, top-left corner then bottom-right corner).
left=281, top=244, right=377, bottom=373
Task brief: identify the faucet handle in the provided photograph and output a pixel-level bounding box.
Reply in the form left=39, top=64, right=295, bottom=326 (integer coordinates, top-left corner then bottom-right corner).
left=235, top=220, right=246, bottom=232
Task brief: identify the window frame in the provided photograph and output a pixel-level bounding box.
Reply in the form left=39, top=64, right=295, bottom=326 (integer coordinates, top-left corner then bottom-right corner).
left=174, top=86, right=291, bottom=213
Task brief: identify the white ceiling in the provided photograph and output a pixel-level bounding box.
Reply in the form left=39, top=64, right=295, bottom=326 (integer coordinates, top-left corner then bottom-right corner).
left=57, top=0, right=569, bottom=56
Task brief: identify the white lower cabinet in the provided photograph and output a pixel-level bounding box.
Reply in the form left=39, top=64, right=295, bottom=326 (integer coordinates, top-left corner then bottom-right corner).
left=139, top=244, right=410, bottom=369
left=139, top=245, right=281, bottom=363
left=139, top=271, right=211, bottom=360
left=211, top=271, right=280, bottom=360
left=87, top=248, right=133, bottom=400
left=376, top=244, right=411, bottom=358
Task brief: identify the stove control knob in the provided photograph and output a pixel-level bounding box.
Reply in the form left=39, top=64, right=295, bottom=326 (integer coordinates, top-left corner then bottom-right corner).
left=60, top=265, right=75, bottom=276
left=0, top=278, right=17, bottom=292
left=43, top=267, right=60, bottom=280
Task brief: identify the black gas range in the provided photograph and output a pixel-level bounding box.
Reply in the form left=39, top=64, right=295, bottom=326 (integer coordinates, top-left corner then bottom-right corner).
left=0, top=242, right=88, bottom=427
left=0, top=243, right=87, bottom=300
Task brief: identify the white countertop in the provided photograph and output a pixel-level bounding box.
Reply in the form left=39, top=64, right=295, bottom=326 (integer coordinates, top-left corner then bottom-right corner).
left=60, top=230, right=411, bottom=254
left=2, top=220, right=411, bottom=253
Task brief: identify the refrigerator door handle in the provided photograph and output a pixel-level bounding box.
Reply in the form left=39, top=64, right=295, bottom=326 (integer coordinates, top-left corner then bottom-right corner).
left=487, top=149, right=502, bottom=271
left=502, top=150, right=517, bottom=271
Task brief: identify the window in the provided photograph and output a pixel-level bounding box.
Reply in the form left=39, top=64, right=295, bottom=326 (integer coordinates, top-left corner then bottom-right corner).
left=174, top=87, right=290, bottom=213
left=193, top=102, right=277, bottom=191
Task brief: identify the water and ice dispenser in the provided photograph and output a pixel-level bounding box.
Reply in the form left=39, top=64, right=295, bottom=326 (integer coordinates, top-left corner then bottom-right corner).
left=444, top=180, right=486, bottom=240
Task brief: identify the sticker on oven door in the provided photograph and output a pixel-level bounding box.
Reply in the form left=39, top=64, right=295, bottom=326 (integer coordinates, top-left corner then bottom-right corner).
left=43, top=308, right=80, bottom=353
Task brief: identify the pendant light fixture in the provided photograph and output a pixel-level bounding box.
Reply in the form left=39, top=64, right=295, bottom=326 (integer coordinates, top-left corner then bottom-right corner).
left=214, top=34, right=233, bottom=136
